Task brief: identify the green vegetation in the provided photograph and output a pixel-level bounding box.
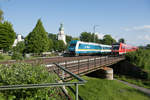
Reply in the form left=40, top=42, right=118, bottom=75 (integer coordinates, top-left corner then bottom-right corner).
left=125, top=49, right=150, bottom=81
left=0, top=54, right=11, bottom=62
left=68, top=76, right=150, bottom=100
left=79, top=32, right=116, bottom=45
left=25, top=19, right=49, bottom=53
left=11, top=52, right=23, bottom=60
left=126, top=49, right=150, bottom=71
left=0, top=9, right=3, bottom=23
left=115, top=49, right=150, bottom=89
left=0, top=21, right=16, bottom=52
left=0, top=63, right=63, bottom=100
left=115, top=75, right=150, bottom=89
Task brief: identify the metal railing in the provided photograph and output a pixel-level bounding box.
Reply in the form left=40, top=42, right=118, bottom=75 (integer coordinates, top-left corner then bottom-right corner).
left=50, top=55, right=125, bottom=79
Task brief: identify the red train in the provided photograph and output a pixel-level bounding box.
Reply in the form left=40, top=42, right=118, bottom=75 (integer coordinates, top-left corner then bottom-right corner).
left=112, top=43, right=138, bottom=55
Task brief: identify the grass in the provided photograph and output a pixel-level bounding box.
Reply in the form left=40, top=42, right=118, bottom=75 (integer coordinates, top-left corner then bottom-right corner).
left=68, top=76, right=150, bottom=100
left=0, top=54, right=11, bottom=62
left=115, top=75, right=150, bottom=89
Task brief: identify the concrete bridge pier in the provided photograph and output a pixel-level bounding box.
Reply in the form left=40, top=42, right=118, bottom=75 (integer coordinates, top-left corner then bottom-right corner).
left=100, top=67, right=113, bottom=80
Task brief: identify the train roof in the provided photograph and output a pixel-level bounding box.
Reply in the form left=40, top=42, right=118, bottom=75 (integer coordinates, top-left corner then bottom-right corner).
left=70, top=40, right=111, bottom=47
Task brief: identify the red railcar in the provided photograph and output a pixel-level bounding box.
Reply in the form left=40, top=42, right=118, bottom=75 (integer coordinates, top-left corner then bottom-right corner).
left=112, top=43, right=138, bottom=55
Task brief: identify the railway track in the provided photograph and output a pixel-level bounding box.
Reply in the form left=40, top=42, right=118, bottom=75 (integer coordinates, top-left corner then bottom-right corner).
left=0, top=56, right=100, bottom=65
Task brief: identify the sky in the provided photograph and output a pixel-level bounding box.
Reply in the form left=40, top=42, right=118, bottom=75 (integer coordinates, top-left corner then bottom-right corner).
left=0, top=0, right=150, bottom=46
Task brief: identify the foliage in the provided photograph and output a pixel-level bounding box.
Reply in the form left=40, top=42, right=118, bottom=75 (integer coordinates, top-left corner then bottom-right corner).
left=102, top=35, right=116, bottom=45
left=0, top=9, right=3, bottom=23
left=0, top=54, right=4, bottom=60
left=66, top=35, right=72, bottom=43
left=0, top=21, right=16, bottom=52
left=0, top=63, right=60, bottom=100
left=12, top=41, right=25, bottom=54
left=72, top=37, right=79, bottom=40
left=118, top=38, right=125, bottom=43
left=11, top=52, right=23, bottom=60
left=25, top=19, right=49, bottom=53
left=48, top=33, right=57, bottom=41
left=80, top=32, right=99, bottom=43
left=115, top=75, right=150, bottom=89
left=68, top=76, right=150, bottom=100
left=48, top=39, right=53, bottom=51
left=126, top=49, right=150, bottom=71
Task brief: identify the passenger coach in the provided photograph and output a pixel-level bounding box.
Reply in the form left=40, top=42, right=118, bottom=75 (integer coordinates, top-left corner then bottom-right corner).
left=68, top=40, right=111, bottom=56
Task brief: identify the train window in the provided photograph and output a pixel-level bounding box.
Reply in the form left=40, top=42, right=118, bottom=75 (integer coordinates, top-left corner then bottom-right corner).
left=112, top=46, right=119, bottom=50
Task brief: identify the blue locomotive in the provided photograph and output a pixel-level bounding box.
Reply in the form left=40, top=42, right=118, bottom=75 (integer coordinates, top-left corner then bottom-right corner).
left=68, top=40, right=112, bottom=56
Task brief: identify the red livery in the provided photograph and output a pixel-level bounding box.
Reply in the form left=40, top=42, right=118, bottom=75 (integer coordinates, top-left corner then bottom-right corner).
left=112, top=43, right=138, bottom=55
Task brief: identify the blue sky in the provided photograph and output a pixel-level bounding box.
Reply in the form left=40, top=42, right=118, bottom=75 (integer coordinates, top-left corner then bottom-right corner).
left=0, top=0, right=150, bottom=46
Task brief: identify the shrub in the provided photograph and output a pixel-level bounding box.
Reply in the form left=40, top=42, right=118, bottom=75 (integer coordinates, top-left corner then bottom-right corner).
left=0, top=63, right=59, bottom=100
left=0, top=54, right=4, bottom=60
left=11, top=52, right=23, bottom=60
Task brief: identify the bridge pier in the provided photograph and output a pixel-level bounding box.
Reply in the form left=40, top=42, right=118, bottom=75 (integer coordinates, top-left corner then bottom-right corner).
left=100, top=67, right=113, bottom=80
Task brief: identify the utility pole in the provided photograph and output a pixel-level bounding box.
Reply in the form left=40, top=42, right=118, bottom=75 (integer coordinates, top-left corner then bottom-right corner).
left=93, top=25, right=99, bottom=43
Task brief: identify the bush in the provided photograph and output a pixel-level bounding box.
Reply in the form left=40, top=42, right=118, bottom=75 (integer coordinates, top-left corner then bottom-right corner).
left=0, top=54, right=4, bottom=60
left=11, top=52, right=23, bottom=60
left=0, top=63, right=59, bottom=100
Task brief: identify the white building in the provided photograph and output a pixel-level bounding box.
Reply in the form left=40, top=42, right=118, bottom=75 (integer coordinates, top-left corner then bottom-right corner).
left=58, top=23, right=67, bottom=45
left=13, top=34, right=24, bottom=47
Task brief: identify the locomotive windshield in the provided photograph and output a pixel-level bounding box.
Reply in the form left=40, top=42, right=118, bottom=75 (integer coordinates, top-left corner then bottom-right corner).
left=112, top=45, right=120, bottom=50
left=69, top=43, right=76, bottom=47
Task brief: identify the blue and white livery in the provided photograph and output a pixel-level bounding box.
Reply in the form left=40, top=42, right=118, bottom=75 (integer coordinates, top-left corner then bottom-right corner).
left=68, top=40, right=111, bottom=56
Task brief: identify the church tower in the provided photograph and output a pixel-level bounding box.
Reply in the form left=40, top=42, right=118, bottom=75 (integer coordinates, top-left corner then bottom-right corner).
left=58, top=23, right=67, bottom=45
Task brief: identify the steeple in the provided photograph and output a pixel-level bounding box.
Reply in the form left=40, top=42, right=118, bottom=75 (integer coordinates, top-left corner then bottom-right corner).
left=59, top=23, right=64, bottom=32
left=58, top=23, right=66, bottom=45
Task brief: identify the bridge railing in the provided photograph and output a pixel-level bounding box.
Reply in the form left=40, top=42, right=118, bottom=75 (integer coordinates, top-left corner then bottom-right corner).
left=50, top=55, right=125, bottom=80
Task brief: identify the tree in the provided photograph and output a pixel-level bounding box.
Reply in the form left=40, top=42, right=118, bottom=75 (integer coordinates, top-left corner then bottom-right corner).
left=25, top=19, right=49, bottom=53
left=0, top=9, right=4, bottom=23
left=72, top=37, right=80, bottom=40
left=48, top=33, right=57, bottom=41
left=0, top=21, right=16, bottom=52
left=80, top=32, right=92, bottom=42
left=102, top=35, right=116, bottom=45
left=119, top=38, right=125, bottom=43
left=12, top=41, right=25, bottom=54
left=48, top=39, right=53, bottom=51
left=80, top=32, right=99, bottom=43
left=66, top=35, right=72, bottom=44
left=58, top=40, right=66, bottom=52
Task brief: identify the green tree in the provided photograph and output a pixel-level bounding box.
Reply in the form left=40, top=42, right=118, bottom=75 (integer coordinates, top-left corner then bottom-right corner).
left=66, top=35, right=72, bottom=43
left=80, top=32, right=92, bottom=42
left=72, top=37, right=80, bottom=40
left=25, top=19, right=49, bottom=53
left=0, top=21, right=16, bottom=52
left=12, top=41, right=25, bottom=54
left=119, top=38, right=125, bottom=43
left=48, top=33, right=57, bottom=41
left=0, top=9, right=4, bottom=23
left=48, top=39, right=53, bottom=51
left=58, top=40, right=66, bottom=52
left=80, top=32, right=99, bottom=43
left=102, top=35, right=116, bottom=45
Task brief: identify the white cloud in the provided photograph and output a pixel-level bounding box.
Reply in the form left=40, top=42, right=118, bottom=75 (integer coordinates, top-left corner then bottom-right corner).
left=123, top=25, right=150, bottom=31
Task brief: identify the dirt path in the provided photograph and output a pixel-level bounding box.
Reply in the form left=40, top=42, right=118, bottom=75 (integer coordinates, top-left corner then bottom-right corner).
left=115, top=79, right=150, bottom=96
